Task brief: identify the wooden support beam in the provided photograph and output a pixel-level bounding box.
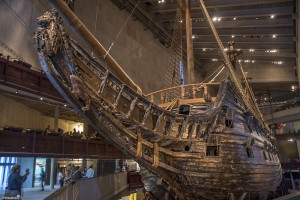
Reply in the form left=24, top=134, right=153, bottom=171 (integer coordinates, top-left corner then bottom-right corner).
left=152, top=143, right=159, bottom=168
left=136, top=129, right=143, bottom=158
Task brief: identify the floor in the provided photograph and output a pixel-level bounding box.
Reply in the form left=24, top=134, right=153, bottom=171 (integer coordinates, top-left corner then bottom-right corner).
left=0, top=185, right=58, bottom=200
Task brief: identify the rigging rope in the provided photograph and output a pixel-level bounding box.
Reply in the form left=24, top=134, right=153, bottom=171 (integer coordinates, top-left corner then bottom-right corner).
left=93, top=0, right=99, bottom=34
left=104, top=0, right=141, bottom=59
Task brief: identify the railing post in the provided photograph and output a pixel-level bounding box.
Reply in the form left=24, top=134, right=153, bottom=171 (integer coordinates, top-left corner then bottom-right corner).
left=192, top=85, right=196, bottom=99
left=150, top=94, right=154, bottom=103
left=181, top=87, right=185, bottom=99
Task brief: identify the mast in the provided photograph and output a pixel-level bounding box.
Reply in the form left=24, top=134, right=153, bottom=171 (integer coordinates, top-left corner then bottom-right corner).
left=48, top=0, right=142, bottom=95
left=198, top=0, right=269, bottom=131
left=184, top=0, right=195, bottom=84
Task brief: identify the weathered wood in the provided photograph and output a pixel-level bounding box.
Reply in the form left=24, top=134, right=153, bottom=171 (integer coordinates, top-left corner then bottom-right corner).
left=33, top=7, right=281, bottom=200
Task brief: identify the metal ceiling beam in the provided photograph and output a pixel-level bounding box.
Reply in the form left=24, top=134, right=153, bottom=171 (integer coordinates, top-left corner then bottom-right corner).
left=196, top=57, right=295, bottom=64
left=148, top=0, right=293, bottom=13
left=155, top=6, right=293, bottom=21
left=195, top=48, right=294, bottom=53
left=194, top=51, right=295, bottom=58
left=165, top=18, right=293, bottom=29
left=191, top=36, right=294, bottom=44
left=190, top=28, right=294, bottom=37
left=193, top=43, right=294, bottom=50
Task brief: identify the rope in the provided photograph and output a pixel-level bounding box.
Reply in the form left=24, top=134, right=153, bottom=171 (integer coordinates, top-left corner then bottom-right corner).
left=208, top=66, right=225, bottom=83
left=93, top=0, right=99, bottom=34
left=104, top=0, right=141, bottom=58
left=201, top=65, right=225, bottom=83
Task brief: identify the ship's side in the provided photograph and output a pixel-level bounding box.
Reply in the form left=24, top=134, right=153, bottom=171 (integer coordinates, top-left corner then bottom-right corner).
left=33, top=9, right=281, bottom=200
left=160, top=83, right=281, bottom=199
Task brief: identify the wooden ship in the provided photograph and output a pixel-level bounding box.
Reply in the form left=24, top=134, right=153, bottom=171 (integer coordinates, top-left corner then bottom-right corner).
left=33, top=0, right=282, bottom=199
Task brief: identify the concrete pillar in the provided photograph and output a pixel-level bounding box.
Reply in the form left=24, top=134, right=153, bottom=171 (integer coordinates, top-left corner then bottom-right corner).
left=290, top=170, right=296, bottom=190
left=114, top=159, right=120, bottom=173
left=54, top=106, right=59, bottom=132
left=50, top=158, right=55, bottom=189
left=32, top=157, right=36, bottom=188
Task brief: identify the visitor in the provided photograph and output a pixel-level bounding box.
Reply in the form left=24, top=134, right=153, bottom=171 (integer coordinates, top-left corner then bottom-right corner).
left=71, top=166, right=81, bottom=180
left=44, top=125, right=52, bottom=135
left=81, top=167, right=87, bottom=178
left=86, top=165, right=94, bottom=178
left=40, top=167, right=46, bottom=191
left=57, top=168, right=64, bottom=188
left=63, top=170, right=72, bottom=185
left=4, top=165, right=30, bottom=198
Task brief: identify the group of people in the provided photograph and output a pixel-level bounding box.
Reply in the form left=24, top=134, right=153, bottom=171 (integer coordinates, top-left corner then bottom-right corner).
left=43, top=125, right=86, bottom=138
left=3, top=164, right=30, bottom=198
left=57, top=165, right=95, bottom=188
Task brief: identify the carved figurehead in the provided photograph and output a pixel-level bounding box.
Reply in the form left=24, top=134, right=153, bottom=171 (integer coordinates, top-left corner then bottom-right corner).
left=34, top=9, right=90, bottom=112
left=34, top=9, right=64, bottom=56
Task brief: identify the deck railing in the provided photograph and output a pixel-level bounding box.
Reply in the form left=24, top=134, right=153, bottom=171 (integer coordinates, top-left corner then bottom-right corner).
left=145, top=82, right=220, bottom=108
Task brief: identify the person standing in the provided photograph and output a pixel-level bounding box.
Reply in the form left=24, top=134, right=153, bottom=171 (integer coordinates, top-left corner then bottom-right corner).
left=86, top=165, right=94, bottom=178
left=4, top=165, right=30, bottom=198
left=40, top=167, right=46, bottom=191
left=57, top=168, right=64, bottom=188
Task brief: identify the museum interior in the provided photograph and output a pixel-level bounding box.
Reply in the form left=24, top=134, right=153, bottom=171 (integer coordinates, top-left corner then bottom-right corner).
left=0, top=0, right=299, bottom=200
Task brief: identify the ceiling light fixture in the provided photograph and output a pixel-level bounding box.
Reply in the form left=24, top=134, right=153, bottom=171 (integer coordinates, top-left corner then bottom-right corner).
left=40, top=97, right=43, bottom=100
left=233, top=17, right=237, bottom=20
left=272, top=35, right=277, bottom=38
left=231, top=35, right=235, bottom=38
left=270, top=15, right=275, bottom=18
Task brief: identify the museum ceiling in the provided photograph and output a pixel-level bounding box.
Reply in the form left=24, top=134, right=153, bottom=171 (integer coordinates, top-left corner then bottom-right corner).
left=112, top=0, right=295, bottom=68
left=111, top=0, right=297, bottom=99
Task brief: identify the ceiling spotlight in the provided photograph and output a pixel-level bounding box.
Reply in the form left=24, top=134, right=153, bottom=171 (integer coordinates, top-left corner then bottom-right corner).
left=217, top=17, right=221, bottom=21
left=288, top=139, right=293, bottom=142
left=249, top=49, right=255, bottom=52
left=273, top=61, right=283, bottom=65
left=212, top=17, right=218, bottom=22
left=15, top=89, right=18, bottom=94
left=212, top=58, right=218, bottom=62
left=40, top=97, right=43, bottom=100
left=202, top=48, right=206, bottom=52
left=231, top=35, right=235, bottom=38
left=270, top=15, right=275, bottom=18
left=64, top=104, right=67, bottom=107
left=192, top=35, right=196, bottom=39
left=233, top=17, right=237, bottom=20
left=272, top=35, right=277, bottom=38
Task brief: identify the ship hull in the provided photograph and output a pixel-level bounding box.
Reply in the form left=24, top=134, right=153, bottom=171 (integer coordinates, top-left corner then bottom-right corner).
left=34, top=10, right=281, bottom=200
